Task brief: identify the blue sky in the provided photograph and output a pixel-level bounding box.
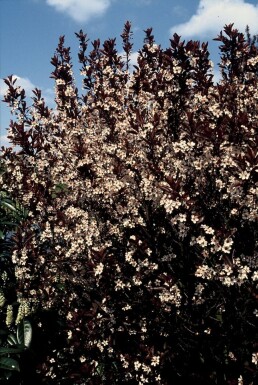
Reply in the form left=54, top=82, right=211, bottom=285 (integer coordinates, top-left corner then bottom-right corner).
left=1, top=0, right=258, bottom=146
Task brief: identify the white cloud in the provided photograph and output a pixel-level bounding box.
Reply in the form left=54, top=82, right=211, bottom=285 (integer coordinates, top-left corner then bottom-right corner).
left=0, top=134, right=11, bottom=148
left=129, top=51, right=139, bottom=68
left=119, top=51, right=139, bottom=73
left=0, top=81, right=7, bottom=97
left=42, top=88, right=55, bottom=106
left=213, top=67, right=222, bottom=83
left=0, top=77, right=56, bottom=148
left=0, top=76, right=35, bottom=149
left=0, top=76, right=55, bottom=106
left=0, top=76, right=35, bottom=97
left=46, top=0, right=111, bottom=22
left=170, top=0, right=258, bottom=39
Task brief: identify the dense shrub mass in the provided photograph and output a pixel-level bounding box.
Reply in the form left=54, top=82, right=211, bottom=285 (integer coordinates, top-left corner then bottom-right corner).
left=0, top=22, right=257, bottom=384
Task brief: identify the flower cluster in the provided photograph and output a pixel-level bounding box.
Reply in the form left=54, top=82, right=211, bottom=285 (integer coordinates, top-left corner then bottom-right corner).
left=1, top=22, right=257, bottom=384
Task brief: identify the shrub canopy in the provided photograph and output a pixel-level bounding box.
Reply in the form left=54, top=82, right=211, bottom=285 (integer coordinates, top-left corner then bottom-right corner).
left=0, top=22, right=257, bottom=385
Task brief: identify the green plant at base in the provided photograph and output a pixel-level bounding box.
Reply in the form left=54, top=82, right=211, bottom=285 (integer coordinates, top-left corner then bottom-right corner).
left=0, top=165, right=33, bottom=383
left=0, top=319, right=32, bottom=383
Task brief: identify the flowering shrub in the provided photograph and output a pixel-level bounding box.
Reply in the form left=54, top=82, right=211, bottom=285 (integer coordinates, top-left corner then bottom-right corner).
left=0, top=22, right=257, bottom=384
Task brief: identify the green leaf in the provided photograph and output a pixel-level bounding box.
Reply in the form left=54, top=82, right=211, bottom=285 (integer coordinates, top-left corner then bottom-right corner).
left=0, top=357, right=20, bottom=372
left=17, top=319, right=32, bottom=348
left=215, top=313, right=223, bottom=323
left=4, top=370, right=13, bottom=380
left=56, top=283, right=66, bottom=291
left=0, top=346, right=24, bottom=355
left=0, top=221, right=19, bottom=226
left=7, top=334, right=18, bottom=346
left=1, top=201, right=17, bottom=213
